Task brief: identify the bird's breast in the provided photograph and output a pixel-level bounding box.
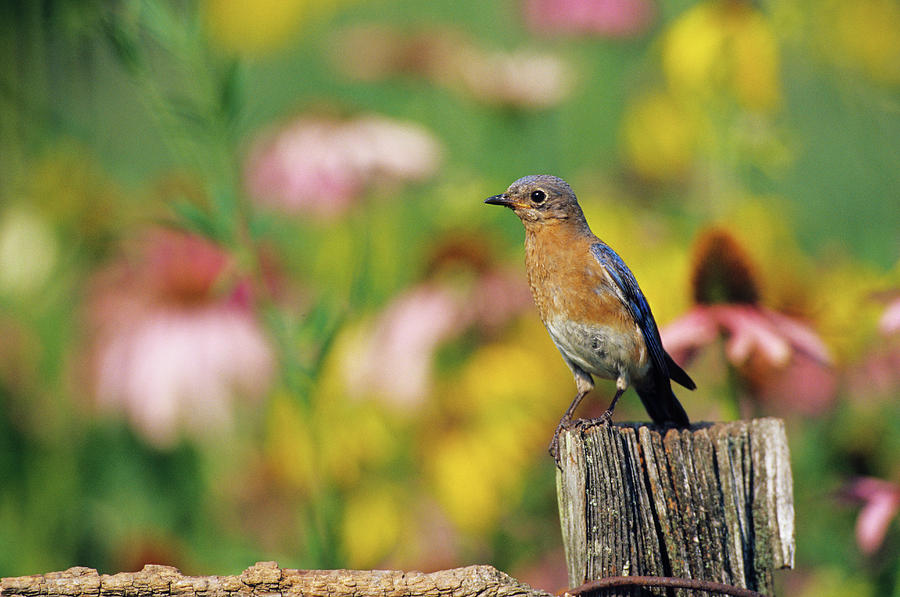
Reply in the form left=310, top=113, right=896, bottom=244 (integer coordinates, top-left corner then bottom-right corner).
left=524, top=227, right=619, bottom=324
left=524, top=226, right=649, bottom=381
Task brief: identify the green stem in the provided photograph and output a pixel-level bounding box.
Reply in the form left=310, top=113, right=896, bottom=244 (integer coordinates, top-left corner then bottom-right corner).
left=721, top=336, right=744, bottom=419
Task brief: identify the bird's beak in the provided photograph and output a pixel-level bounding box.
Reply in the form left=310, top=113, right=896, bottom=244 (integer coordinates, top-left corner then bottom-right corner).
left=485, top=194, right=514, bottom=207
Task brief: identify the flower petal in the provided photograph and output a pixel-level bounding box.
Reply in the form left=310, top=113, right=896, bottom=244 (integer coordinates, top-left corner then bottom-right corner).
left=717, top=305, right=791, bottom=367
left=879, top=296, right=900, bottom=336
left=660, top=306, right=720, bottom=364
left=842, top=477, right=900, bottom=555
left=763, top=308, right=832, bottom=365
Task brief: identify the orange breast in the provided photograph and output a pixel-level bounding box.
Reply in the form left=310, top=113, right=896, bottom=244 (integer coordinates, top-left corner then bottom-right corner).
left=524, top=223, right=630, bottom=329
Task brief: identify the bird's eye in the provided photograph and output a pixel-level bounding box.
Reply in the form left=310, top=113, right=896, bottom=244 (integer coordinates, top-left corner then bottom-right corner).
left=531, top=190, right=546, bottom=204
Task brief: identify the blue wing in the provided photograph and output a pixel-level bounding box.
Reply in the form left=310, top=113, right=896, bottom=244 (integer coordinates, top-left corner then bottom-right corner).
left=590, top=242, right=669, bottom=380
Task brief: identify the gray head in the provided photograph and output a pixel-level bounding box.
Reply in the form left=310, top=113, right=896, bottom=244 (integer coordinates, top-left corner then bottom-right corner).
left=484, top=174, right=586, bottom=224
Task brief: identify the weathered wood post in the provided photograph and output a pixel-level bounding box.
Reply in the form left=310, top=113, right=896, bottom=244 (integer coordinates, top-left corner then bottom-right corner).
left=556, top=419, right=794, bottom=596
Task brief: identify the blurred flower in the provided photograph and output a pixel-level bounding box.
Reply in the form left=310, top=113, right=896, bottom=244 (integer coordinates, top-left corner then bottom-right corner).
left=847, top=290, right=900, bottom=400
left=823, top=0, right=900, bottom=85
left=877, top=292, right=900, bottom=335
left=87, top=228, right=275, bottom=447
left=428, top=431, right=501, bottom=534
left=244, top=114, right=441, bottom=218
left=662, top=228, right=835, bottom=415
left=344, top=284, right=460, bottom=406
left=341, top=483, right=405, bottom=567
left=663, top=0, right=781, bottom=111
left=333, top=25, right=463, bottom=83
left=332, top=25, right=574, bottom=109
left=24, top=145, right=123, bottom=253
left=841, top=477, right=900, bottom=555
left=523, top=0, right=656, bottom=38
left=427, top=337, right=563, bottom=534
left=621, top=91, right=698, bottom=183
left=664, top=304, right=831, bottom=372
left=342, top=236, right=532, bottom=408
left=0, top=207, right=58, bottom=298
left=847, top=341, right=900, bottom=401
left=203, top=0, right=322, bottom=56
left=457, top=49, right=574, bottom=109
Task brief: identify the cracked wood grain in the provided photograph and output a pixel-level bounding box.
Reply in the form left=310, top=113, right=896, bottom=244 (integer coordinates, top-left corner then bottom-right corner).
left=1, top=562, right=552, bottom=597
left=556, top=418, right=795, bottom=597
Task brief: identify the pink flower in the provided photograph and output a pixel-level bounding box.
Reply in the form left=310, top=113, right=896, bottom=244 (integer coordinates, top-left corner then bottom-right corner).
left=523, top=0, right=656, bottom=37
left=87, top=229, right=275, bottom=447
left=663, top=304, right=831, bottom=370
left=456, top=49, right=574, bottom=109
left=332, top=26, right=575, bottom=110
left=244, top=115, right=441, bottom=217
left=842, top=477, right=900, bottom=555
left=878, top=293, right=900, bottom=335
left=662, top=304, right=836, bottom=415
left=848, top=341, right=900, bottom=399
left=344, top=238, right=533, bottom=408
left=345, top=283, right=462, bottom=407
left=661, top=228, right=835, bottom=415
left=847, top=291, right=900, bottom=400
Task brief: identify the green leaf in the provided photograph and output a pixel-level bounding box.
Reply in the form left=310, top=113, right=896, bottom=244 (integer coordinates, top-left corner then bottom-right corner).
left=210, top=184, right=238, bottom=244
left=218, top=59, right=243, bottom=128
left=100, top=14, right=144, bottom=75
left=171, top=201, right=218, bottom=241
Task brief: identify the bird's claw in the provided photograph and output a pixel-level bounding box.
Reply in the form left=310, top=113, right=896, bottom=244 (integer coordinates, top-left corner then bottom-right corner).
left=548, top=417, right=571, bottom=465
left=548, top=432, right=562, bottom=464
left=598, top=409, right=614, bottom=425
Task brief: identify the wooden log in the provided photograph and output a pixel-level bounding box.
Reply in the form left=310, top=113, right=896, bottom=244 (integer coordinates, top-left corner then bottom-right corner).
left=0, top=562, right=553, bottom=597
left=556, top=418, right=794, bottom=597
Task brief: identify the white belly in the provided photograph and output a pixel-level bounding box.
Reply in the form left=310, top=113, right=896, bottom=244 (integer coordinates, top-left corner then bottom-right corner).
left=545, top=317, right=648, bottom=383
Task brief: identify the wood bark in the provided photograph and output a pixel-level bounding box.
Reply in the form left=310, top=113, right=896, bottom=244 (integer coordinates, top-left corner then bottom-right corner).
left=1, top=562, right=552, bottom=597
left=556, top=418, right=795, bottom=596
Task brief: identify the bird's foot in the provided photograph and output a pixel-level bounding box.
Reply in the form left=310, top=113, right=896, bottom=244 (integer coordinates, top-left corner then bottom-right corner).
left=548, top=417, right=572, bottom=464
left=598, top=408, right=615, bottom=425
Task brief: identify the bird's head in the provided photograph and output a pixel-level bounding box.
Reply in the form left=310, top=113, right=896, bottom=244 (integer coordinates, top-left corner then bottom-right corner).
left=484, top=174, right=585, bottom=225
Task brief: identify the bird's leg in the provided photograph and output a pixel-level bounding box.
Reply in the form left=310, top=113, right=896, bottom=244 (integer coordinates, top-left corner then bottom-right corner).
left=549, top=389, right=589, bottom=461
left=549, top=372, right=594, bottom=462
left=598, top=377, right=628, bottom=424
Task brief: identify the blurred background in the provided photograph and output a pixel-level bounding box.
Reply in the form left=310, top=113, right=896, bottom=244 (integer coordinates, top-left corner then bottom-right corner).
left=1, top=0, right=899, bottom=594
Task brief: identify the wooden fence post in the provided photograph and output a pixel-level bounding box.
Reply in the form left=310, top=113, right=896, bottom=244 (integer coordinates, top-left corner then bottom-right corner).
left=556, top=419, right=795, bottom=596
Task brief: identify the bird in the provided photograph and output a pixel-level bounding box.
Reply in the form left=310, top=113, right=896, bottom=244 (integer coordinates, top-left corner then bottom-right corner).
left=485, top=175, right=694, bottom=461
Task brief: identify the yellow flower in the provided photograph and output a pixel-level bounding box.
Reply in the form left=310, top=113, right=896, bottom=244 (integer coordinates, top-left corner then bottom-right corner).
left=265, top=382, right=394, bottom=493
left=731, top=9, right=781, bottom=110
left=426, top=336, right=565, bottom=534
left=828, top=0, right=900, bottom=84
left=0, top=208, right=58, bottom=298
left=265, top=392, right=317, bottom=491
left=621, top=91, right=698, bottom=182
left=698, top=198, right=885, bottom=363
left=581, top=195, right=693, bottom=325
left=458, top=342, right=559, bottom=419
left=203, top=0, right=329, bottom=56
left=808, top=260, right=885, bottom=363
left=663, top=0, right=781, bottom=111
left=428, top=431, right=499, bottom=534
left=663, top=2, right=727, bottom=97
left=721, top=198, right=815, bottom=312
left=25, top=145, right=121, bottom=245
left=341, top=484, right=405, bottom=567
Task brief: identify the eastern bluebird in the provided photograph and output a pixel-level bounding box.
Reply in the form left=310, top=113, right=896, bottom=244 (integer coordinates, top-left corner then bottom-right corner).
left=485, top=175, right=694, bottom=460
